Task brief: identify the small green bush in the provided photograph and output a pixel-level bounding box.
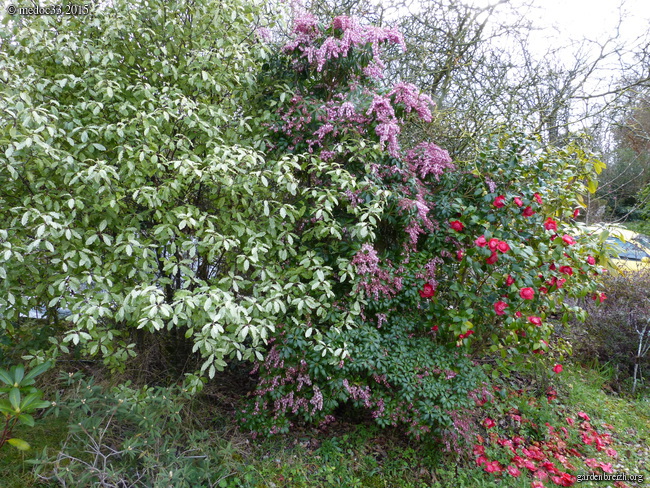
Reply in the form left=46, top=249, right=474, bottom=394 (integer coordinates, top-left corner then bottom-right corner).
left=571, top=269, right=650, bottom=392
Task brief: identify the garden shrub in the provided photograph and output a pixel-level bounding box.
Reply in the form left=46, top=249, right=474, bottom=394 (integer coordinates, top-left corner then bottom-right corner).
left=34, top=371, right=235, bottom=487
left=570, top=269, right=650, bottom=390
left=238, top=9, right=607, bottom=437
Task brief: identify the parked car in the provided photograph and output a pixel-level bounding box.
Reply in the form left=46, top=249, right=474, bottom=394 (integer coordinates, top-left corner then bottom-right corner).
left=584, top=224, right=650, bottom=273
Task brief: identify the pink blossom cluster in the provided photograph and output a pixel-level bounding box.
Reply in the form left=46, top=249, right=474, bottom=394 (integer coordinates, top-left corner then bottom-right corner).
left=342, top=379, right=373, bottom=408
left=351, top=244, right=404, bottom=300
left=283, top=14, right=405, bottom=77
left=388, top=83, right=434, bottom=122
left=404, top=142, right=454, bottom=180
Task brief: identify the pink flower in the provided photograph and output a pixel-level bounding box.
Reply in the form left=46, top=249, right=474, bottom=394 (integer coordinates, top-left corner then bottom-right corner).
left=528, top=316, right=542, bottom=326
left=457, top=250, right=464, bottom=261
left=476, top=454, right=488, bottom=466
left=497, top=241, right=510, bottom=253
left=506, top=465, right=521, bottom=477
left=492, top=195, right=506, bottom=208
left=475, top=235, right=487, bottom=247
left=523, top=206, right=535, bottom=217
left=450, top=220, right=464, bottom=232
left=514, top=197, right=523, bottom=207
left=484, top=460, right=502, bottom=473
left=573, top=208, right=580, bottom=218
left=519, top=287, right=535, bottom=300
left=577, top=411, right=591, bottom=421
left=539, top=286, right=548, bottom=294
left=559, top=266, right=573, bottom=276
left=506, top=275, right=514, bottom=286
left=544, top=218, right=558, bottom=231
left=494, top=301, right=508, bottom=315
left=515, top=311, right=522, bottom=318
left=553, top=364, right=563, bottom=374
left=587, top=256, right=596, bottom=265
left=483, top=418, right=496, bottom=429
left=488, top=238, right=500, bottom=251
left=531, top=482, right=545, bottom=488
left=419, top=283, right=435, bottom=298
left=551, top=473, right=576, bottom=487
left=534, top=193, right=543, bottom=204
left=486, top=252, right=498, bottom=265
left=562, top=234, right=576, bottom=245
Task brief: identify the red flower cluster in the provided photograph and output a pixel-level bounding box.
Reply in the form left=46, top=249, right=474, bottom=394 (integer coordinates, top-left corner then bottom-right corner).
left=519, top=287, right=535, bottom=300
left=494, top=195, right=506, bottom=208
left=419, top=283, right=435, bottom=298
left=494, top=301, right=508, bottom=315
left=544, top=218, right=557, bottom=231
left=474, top=406, right=617, bottom=487
left=449, top=220, right=464, bottom=232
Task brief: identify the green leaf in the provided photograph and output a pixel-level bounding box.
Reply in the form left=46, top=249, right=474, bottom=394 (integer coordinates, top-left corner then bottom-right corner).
left=9, top=388, right=20, bottom=410
left=17, top=413, right=35, bottom=427
left=22, top=361, right=52, bottom=383
left=7, top=438, right=31, bottom=451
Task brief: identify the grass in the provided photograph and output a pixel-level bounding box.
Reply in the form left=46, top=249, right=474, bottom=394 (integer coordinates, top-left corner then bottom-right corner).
left=0, top=417, right=68, bottom=488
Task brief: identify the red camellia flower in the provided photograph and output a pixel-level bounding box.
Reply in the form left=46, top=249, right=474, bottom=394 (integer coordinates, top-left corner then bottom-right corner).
left=486, top=252, right=498, bottom=265
left=549, top=263, right=556, bottom=271
left=431, top=325, right=439, bottom=332
left=506, top=465, right=521, bottom=477
left=488, top=238, right=500, bottom=251
left=514, top=197, right=523, bottom=207
left=515, top=311, right=522, bottom=318
left=553, top=364, right=563, bottom=374
left=457, top=250, right=464, bottom=261
left=539, top=286, right=548, bottom=294
left=475, top=235, right=487, bottom=247
left=544, top=218, right=557, bottom=231
left=552, top=473, right=577, bottom=487
left=483, top=418, right=496, bottom=429
left=519, top=287, right=534, bottom=300
left=494, top=301, right=508, bottom=315
left=497, top=241, right=510, bottom=253
left=484, top=461, right=502, bottom=473
left=449, top=220, right=464, bottom=232
left=559, top=266, right=573, bottom=276
left=534, top=193, right=543, bottom=204
left=528, top=316, right=542, bottom=326
left=573, top=208, right=580, bottom=218
left=523, top=206, right=535, bottom=217
left=592, top=292, right=606, bottom=303
left=506, top=275, right=514, bottom=286
left=494, top=195, right=506, bottom=208
left=587, top=255, right=596, bottom=265
left=419, top=283, right=435, bottom=298
left=562, top=234, right=576, bottom=245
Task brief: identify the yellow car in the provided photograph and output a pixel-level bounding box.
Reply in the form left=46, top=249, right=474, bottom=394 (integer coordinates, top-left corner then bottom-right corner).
left=584, top=224, right=650, bottom=272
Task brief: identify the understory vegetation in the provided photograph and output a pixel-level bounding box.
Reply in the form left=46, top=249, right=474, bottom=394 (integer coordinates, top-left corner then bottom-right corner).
left=1, top=0, right=649, bottom=486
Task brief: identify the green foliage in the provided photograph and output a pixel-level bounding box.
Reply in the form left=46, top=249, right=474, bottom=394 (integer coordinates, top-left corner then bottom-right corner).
left=0, top=0, right=371, bottom=379
left=0, top=361, right=52, bottom=452
left=34, top=371, right=236, bottom=487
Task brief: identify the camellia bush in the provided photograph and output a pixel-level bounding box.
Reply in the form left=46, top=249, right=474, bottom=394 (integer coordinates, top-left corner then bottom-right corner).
left=1, top=0, right=606, bottom=439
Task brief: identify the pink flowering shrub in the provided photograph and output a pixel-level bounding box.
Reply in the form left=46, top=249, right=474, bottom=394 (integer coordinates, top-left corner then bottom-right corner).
left=240, top=11, right=606, bottom=438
